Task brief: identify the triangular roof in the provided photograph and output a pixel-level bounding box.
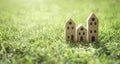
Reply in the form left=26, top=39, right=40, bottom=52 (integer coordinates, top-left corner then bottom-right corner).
left=76, top=24, right=86, bottom=30
left=66, top=18, right=75, bottom=25
left=87, top=12, right=98, bottom=22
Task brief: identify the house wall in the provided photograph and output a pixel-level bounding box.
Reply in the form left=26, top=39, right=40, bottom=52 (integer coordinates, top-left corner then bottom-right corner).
left=65, top=19, right=76, bottom=41
left=87, top=14, right=98, bottom=42
left=76, top=27, right=87, bottom=42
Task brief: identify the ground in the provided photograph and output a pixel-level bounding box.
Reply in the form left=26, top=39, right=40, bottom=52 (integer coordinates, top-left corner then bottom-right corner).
left=0, top=0, right=120, bottom=64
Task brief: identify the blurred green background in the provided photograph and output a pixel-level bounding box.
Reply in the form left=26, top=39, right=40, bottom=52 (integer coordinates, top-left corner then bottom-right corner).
left=0, top=0, right=120, bottom=64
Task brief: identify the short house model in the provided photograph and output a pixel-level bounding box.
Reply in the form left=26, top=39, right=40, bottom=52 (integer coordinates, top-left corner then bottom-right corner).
left=65, top=12, right=98, bottom=42
left=76, top=24, right=87, bottom=42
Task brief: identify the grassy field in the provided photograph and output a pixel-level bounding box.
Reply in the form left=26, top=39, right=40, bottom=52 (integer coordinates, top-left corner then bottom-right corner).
left=0, top=0, right=120, bottom=64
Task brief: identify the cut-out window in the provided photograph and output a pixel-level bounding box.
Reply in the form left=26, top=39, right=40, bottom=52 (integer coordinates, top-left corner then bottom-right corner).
left=90, top=30, right=92, bottom=33
left=80, top=36, right=83, bottom=41
left=81, top=28, right=83, bottom=30
left=79, top=32, right=81, bottom=35
left=83, top=32, right=85, bottom=35
left=69, top=22, right=72, bottom=25
left=67, top=36, right=69, bottom=39
left=71, top=35, right=74, bottom=40
left=94, top=22, right=96, bottom=25
left=90, top=22, right=92, bottom=25
left=94, top=30, right=96, bottom=33
left=67, top=27, right=69, bottom=29
left=91, top=36, right=95, bottom=42
left=92, top=18, right=95, bottom=21
left=72, top=27, right=74, bottom=29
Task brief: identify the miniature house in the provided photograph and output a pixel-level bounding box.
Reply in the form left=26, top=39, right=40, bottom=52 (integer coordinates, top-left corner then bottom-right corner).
left=87, top=13, right=98, bottom=42
left=65, top=12, right=98, bottom=42
left=65, top=19, right=76, bottom=41
left=76, top=24, right=87, bottom=42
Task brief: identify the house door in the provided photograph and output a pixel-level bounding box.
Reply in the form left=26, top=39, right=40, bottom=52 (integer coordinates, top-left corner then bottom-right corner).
left=80, top=37, right=83, bottom=41
left=91, top=36, right=95, bottom=42
left=71, top=35, right=74, bottom=40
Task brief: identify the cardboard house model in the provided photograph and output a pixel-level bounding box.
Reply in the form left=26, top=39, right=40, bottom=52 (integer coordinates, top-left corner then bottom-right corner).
left=65, top=19, right=76, bottom=41
left=87, top=13, right=98, bottom=42
left=76, top=24, right=87, bottom=42
left=65, top=13, right=98, bottom=42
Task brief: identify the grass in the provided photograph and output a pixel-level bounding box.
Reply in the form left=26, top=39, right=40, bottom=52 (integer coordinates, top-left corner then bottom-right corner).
left=0, top=0, right=120, bottom=64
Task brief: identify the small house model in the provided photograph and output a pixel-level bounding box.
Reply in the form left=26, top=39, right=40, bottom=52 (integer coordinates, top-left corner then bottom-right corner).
left=65, top=19, right=76, bottom=41
left=65, top=12, right=99, bottom=42
left=76, top=24, right=87, bottom=42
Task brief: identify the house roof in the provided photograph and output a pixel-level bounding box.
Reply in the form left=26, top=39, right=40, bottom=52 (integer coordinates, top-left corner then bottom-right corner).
left=66, top=18, right=75, bottom=25
left=76, top=24, right=86, bottom=30
left=87, top=12, right=98, bottom=22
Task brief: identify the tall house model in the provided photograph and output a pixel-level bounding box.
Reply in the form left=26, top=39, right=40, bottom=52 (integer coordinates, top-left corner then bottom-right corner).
left=87, top=13, right=98, bottom=42
left=65, top=19, right=76, bottom=41
left=76, top=24, right=87, bottom=42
